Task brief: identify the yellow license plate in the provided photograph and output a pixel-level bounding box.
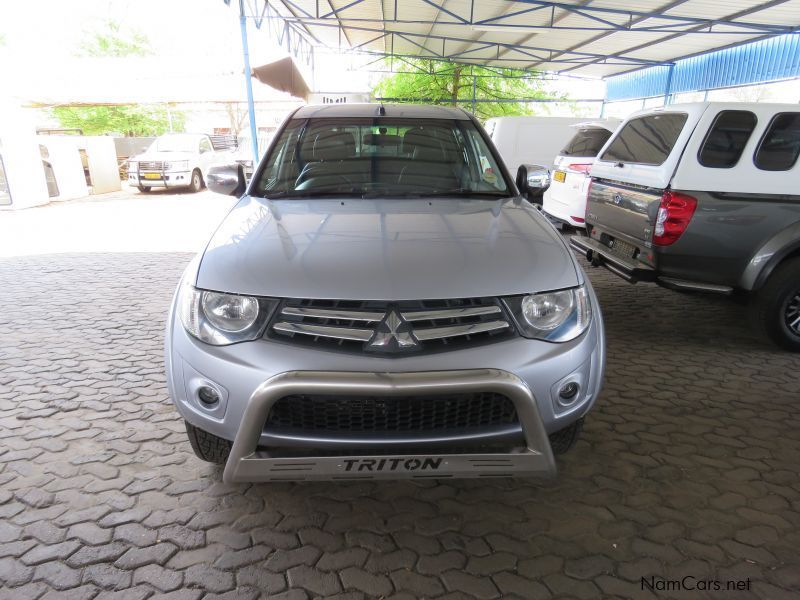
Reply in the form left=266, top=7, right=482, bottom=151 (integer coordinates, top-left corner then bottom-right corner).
left=553, top=170, right=566, bottom=183
left=142, top=173, right=161, bottom=180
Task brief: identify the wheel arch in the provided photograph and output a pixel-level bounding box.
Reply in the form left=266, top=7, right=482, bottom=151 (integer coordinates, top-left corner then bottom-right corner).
left=741, top=222, right=800, bottom=292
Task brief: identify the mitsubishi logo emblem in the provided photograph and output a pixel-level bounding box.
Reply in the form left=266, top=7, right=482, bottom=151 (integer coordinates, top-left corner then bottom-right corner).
left=369, top=310, right=418, bottom=350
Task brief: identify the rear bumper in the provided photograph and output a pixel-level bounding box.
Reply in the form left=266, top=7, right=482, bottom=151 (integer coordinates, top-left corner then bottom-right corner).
left=222, top=369, right=556, bottom=482
left=542, top=181, right=588, bottom=228
left=570, top=236, right=735, bottom=294
left=570, top=235, right=655, bottom=283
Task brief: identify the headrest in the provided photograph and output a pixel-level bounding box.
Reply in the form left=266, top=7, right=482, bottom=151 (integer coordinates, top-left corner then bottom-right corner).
left=402, top=128, right=446, bottom=162
left=363, top=133, right=401, bottom=147
left=311, top=130, right=356, bottom=161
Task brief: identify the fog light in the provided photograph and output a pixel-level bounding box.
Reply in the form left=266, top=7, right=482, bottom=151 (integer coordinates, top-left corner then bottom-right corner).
left=197, top=385, right=220, bottom=406
left=559, top=382, right=580, bottom=402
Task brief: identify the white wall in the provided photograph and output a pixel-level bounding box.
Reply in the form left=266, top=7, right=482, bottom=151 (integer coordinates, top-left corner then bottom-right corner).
left=0, top=101, right=49, bottom=210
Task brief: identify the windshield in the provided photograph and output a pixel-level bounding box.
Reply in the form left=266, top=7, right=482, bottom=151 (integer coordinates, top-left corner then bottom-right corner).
left=561, top=127, right=614, bottom=157
left=151, top=135, right=199, bottom=153
left=252, top=118, right=510, bottom=198
left=600, top=113, right=687, bottom=166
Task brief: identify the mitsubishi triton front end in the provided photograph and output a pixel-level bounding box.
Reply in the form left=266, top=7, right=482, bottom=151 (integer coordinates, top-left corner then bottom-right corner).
left=165, top=104, right=605, bottom=482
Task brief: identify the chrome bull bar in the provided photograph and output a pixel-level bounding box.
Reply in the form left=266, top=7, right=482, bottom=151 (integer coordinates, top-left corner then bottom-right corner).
left=223, top=369, right=556, bottom=482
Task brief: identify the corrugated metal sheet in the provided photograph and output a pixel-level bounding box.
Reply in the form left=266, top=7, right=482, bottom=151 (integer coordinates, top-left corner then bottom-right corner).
left=606, top=34, right=800, bottom=100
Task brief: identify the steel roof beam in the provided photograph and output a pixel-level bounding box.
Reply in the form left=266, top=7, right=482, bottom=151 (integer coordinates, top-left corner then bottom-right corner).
left=504, top=0, right=795, bottom=34
left=254, top=19, right=666, bottom=65
left=526, top=0, right=690, bottom=71
left=559, top=0, right=795, bottom=74
left=244, top=0, right=798, bottom=35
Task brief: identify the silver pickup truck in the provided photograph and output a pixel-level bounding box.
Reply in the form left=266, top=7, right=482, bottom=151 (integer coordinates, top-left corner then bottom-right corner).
left=165, top=104, right=606, bottom=482
left=571, top=102, right=800, bottom=351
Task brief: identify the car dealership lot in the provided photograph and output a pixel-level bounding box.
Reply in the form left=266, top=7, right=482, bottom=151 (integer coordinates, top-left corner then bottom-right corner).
left=1, top=191, right=799, bottom=599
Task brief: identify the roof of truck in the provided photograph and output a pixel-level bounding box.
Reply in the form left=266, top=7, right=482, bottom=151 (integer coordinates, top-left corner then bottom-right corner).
left=292, top=104, right=471, bottom=120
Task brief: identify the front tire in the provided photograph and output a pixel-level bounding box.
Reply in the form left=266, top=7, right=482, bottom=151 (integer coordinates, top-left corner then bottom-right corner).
left=751, top=258, right=800, bottom=352
left=185, top=422, right=231, bottom=464
left=137, top=186, right=151, bottom=193
left=188, top=169, right=203, bottom=193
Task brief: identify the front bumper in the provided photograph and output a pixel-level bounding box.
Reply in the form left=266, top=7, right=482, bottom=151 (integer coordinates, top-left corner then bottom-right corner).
left=223, top=369, right=555, bottom=482
left=165, top=281, right=605, bottom=481
left=129, top=171, right=192, bottom=188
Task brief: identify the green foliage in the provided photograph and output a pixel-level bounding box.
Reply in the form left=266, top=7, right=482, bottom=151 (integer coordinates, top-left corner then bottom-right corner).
left=55, top=19, right=175, bottom=136
left=51, top=105, right=185, bottom=137
left=78, top=19, right=151, bottom=57
left=373, top=59, right=558, bottom=120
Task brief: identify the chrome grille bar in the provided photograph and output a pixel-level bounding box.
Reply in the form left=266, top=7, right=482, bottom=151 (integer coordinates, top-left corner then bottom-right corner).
left=401, top=305, right=501, bottom=322
left=281, top=306, right=384, bottom=322
left=272, top=322, right=373, bottom=342
left=413, top=320, right=509, bottom=341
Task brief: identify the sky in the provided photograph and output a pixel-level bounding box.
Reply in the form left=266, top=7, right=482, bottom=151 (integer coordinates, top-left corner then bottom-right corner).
left=0, top=0, right=374, bottom=99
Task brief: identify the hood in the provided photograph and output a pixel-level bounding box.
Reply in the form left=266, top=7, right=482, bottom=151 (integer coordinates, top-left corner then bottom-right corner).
left=196, top=197, right=580, bottom=300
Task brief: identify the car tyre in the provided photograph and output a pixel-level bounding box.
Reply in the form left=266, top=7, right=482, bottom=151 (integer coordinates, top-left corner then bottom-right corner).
left=188, top=169, right=203, bottom=193
left=751, top=257, right=800, bottom=352
left=137, top=186, right=151, bottom=193
left=549, top=418, right=583, bottom=455
left=185, top=422, right=231, bottom=464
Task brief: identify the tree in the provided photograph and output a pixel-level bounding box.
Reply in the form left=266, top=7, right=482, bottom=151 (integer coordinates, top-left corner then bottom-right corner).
left=50, top=20, right=182, bottom=136
left=78, top=19, right=150, bottom=57
left=373, top=58, right=559, bottom=120
left=51, top=104, right=185, bottom=136
left=224, top=102, right=249, bottom=135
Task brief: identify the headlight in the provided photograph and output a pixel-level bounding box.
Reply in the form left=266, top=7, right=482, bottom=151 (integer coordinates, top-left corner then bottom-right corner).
left=504, top=285, right=591, bottom=342
left=167, top=160, right=189, bottom=170
left=177, top=281, right=277, bottom=345
left=128, top=161, right=138, bottom=172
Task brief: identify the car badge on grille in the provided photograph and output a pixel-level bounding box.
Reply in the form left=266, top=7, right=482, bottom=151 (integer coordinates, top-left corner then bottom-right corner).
left=613, top=192, right=623, bottom=205
left=369, top=310, right=418, bottom=350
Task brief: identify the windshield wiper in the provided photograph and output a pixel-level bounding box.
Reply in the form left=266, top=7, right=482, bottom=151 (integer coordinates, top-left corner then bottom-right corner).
left=425, top=189, right=508, bottom=199
left=262, top=190, right=356, bottom=199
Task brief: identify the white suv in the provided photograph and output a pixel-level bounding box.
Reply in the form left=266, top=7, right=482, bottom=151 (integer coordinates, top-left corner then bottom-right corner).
left=128, top=133, right=221, bottom=193
left=543, top=120, right=619, bottom=228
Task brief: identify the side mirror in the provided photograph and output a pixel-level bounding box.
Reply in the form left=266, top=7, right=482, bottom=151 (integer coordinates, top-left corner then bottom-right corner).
left=516, top=164, right=550, bottom=201
left=207, top=164, right=246, bottom=197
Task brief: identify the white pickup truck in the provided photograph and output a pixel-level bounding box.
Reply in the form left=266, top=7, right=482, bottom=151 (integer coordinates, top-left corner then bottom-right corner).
left=128, top=133, right=223, bottom=193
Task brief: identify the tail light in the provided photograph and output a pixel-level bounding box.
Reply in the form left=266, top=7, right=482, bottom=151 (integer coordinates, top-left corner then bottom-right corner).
left=567, top=163, right=592, bottom=174
left=653, top=190, right=697, bottom=246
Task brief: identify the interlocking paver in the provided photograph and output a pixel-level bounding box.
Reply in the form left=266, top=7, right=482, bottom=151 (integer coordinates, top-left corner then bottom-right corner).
left=114, top=543, right=178, bottom=570
left=132, top=563, right=183, bottom=592
left=1, top=192, right=799, bottom=599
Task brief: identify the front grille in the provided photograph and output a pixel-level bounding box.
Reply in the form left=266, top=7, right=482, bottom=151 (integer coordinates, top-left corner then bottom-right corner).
left=268, top=297, right=515, bottom=354
left=139, top=161, right=165, bottom=170
left=265, top=393, right=518, bottom=433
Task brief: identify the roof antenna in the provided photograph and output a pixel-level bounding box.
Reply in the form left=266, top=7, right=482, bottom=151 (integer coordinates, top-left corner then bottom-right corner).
left=377, top=104, right=386, bottom=116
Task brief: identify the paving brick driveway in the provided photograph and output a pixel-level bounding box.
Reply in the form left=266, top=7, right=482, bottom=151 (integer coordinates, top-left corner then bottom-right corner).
left=1, top=194, right=799, bottom=599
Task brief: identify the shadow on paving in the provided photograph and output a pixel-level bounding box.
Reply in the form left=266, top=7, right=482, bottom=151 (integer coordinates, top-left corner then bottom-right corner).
left=0, top=252, right=798, bottom=600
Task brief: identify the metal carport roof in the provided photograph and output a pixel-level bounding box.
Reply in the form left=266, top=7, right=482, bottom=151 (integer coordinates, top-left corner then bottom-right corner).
left=233, top=0, right=800, bottom=78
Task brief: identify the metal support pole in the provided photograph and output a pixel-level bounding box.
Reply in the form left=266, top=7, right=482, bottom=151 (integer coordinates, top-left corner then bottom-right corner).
left=663, top=64, right=675, bottom=107
left=599, top=100, right=606, bottom=118
left=240, top=0, right=259, bottom=164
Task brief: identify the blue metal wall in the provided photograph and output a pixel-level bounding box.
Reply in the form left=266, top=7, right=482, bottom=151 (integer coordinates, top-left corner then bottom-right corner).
left=606, top=34, right=800, bottom=101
